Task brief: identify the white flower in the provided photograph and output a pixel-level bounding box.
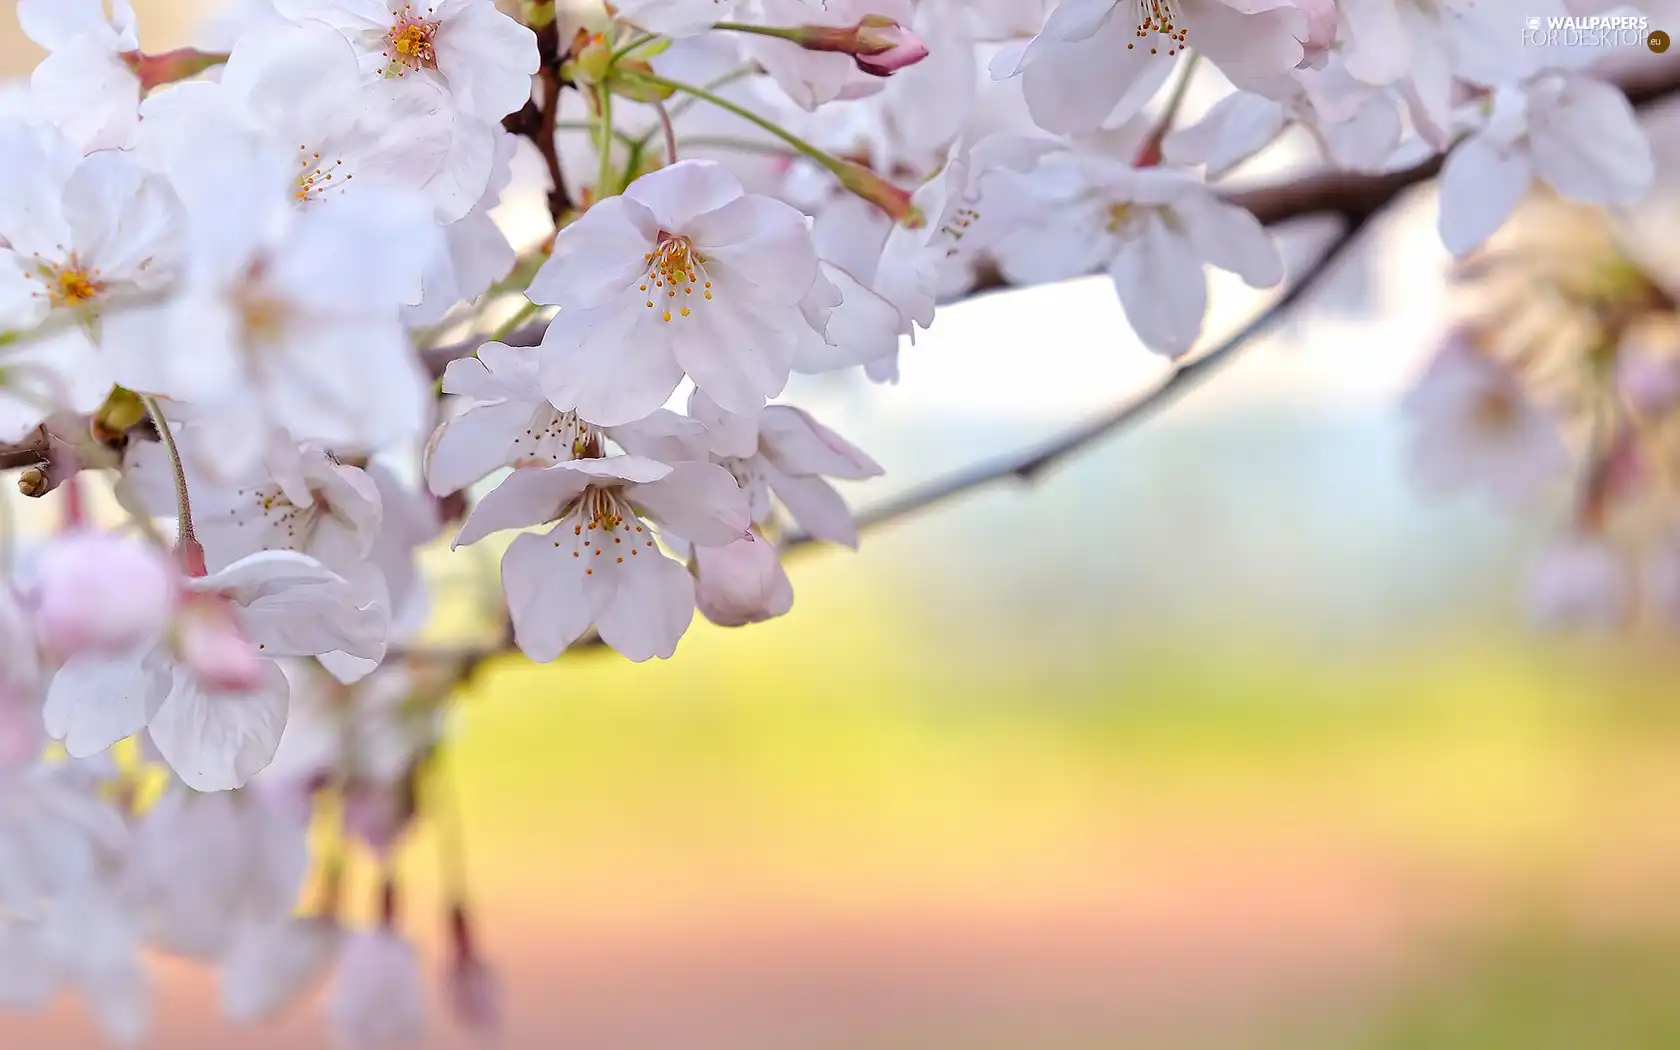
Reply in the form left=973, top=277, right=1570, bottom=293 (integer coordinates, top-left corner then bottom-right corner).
left=1338, top=0, right=1558, bottom=140
left=1525, top=533, right=1630, bottom=629
left=272, top=0, right=540, bottom=123
left=0, top=119, right=181, bottom=441
left=125, top=783, right=309, bottom=959
left=1400, top=332, right=1571, bottom=509
left=1162, top=62, right=1403, bottom=178
left=25, top=533, right=178, bottom=660
left=689, top=391, right=882, bottom=545
left=990, top=0, right=1305, bottom=134
left=991, top=151, right=1283, bottom=357
left=403, top=128, right=520, bottom=328
left=425, top=340, right=709, bottom=495
left=452, top=456, right=753, bottom=661
left=16, top=0, right=142, bottom=151
left=264, top=661, right=443, bottom=795
left=44, top=551, right=385, bottom=791
left=800, top=195, right=907, bottom=378
left=325, top=929, right=427, bottom=1050
left=529, top=159, right=825, bottom=424
left=107, top=128, right=439, bottom=478
left=1437, top=73, right=1654, bottom=257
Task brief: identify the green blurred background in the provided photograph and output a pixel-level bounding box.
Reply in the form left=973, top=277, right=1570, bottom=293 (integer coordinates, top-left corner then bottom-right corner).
left=9, top=5, right=1680, bottom=1048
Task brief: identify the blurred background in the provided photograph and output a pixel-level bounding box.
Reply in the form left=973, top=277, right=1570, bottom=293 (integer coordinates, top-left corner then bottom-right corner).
left=11, top=4, right=1680, bottom=1049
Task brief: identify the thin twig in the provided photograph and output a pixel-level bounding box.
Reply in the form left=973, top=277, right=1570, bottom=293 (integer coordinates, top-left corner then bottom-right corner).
left=654, top=99, right=680, bottom=166
left=139, top=394, right=196, bottom=549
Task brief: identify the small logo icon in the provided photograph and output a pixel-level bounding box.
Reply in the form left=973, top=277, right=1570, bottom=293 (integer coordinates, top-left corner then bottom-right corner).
left=1650, top=27, right=1671, bottom=51
left=1527, top=16, right=1541, bottom=28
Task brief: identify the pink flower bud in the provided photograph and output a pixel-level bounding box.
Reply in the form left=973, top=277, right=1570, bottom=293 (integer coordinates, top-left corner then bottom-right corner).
left=694, top=532, right=795, bottom=628
left=176, top=598, right=266, bottom=693
left=31, top=532, right=177, bottom=659
left=833, top=159, right=920, bottom=225
left=119, top=48, right=228, bottom=91
left=793, top=16, right=929, bottom=76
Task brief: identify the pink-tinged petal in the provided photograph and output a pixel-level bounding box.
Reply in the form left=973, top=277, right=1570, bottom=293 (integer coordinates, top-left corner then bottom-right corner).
left=1186, top=0, right=1303, bottom=87
left=448, top=341, right=540, bottom=400
left=767, top=468, right=860, bottom=548
left=148, top=662, right=290, bottom=792
left=451, top=465, right=590, bottom=548
left=624, top=159, right=747, bottom=230
left=628, top=462, right=751, bottom=547
left=1437, top=134, right=1533, bottom=257
left=800, top=264, right=902, bottom=373
left=221, top=918, right=341, bottom=1025
left=1039, top=0, right=1122, bottom=41
left=425, top=399, right=530, bottom=496
left=44, top=646, right=173, bottom=758
left=593, top=547, right=695, bottom=662
left=238, top=587, right=387, bottom=662
left=539, top=306, right=686, bottom=427
left=687, top=388, right=762, bottom=459
left=1170, top=192, right=1284, bottom=288
left=196, top=550, right=344, bottom=603
left=556, top=455, right=674, bottom=485
left=1109, top=214, right=1209, bottom=357
left=433, top=0, right=540, bottom=121
left=527, top=197, right=656, bottom=308
left=500, top=530, right=599, bottom=662
left=759, top=406, right=883, bottom=480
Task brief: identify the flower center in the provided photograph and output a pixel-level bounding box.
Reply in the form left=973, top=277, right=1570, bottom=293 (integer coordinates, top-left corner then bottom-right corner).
left=640, top=232, right=712, bottom=323
left=383, top=6, right=440, bottom=77
left=1127, top=0, right=1189, bottom=55
left=1105, top=202, right=1133, bottom=233
left=296, top=146, right=352, bottom=204
left=235, top=269, right=289, bottom=347
left=562, top=486, right=659, bottom=576
left=30, top=256, right=105, bottom=308
left=513, top=407, right=598, bottom=467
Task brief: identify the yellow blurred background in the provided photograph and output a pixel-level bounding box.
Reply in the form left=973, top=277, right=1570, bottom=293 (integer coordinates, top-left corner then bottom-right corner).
left=10, top=4, right=1680, bottom=1048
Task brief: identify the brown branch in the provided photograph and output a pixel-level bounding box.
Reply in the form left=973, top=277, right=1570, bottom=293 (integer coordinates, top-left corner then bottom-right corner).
left=779, top=211, right=1376, bottom=556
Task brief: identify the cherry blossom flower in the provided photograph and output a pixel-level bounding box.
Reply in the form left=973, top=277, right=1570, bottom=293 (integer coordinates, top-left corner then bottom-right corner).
left=745, top=0, right=922, bottom=110
left=1437, top=72, right=1655, bottom=257
left=44, top=551, right=385, bottom=791
left=1400, top=331, right=1572, bottom=509
left=0, top=119, right=182, bottom=442
left=991, top=150, right=1284, bottom=357
left=271, top=0, right=540, bottom=123
left=15, top=0, right=142, bottom=151
left=990, top=0, right=1306, bottom=134
left=425, top=340, right=710, bottom=495
left=529, top=159, right=826, bottom=423
left=452, top=456, right=752, bottom=661
left=107, top=129, right=439, bottom=478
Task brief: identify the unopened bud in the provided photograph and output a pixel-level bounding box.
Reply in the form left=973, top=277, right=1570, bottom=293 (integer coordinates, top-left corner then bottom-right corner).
left=834, top=160, right=921, bottom=225
left=17, top=467, right=47, bottom=498
left=791, top=16, right=929, bottom=76
left=120, top=48, right=228, bottom=92
left=177, top=596, right=265, bottom=693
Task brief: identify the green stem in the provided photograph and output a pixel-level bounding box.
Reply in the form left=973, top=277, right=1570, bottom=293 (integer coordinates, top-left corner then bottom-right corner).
left=627, top=71, right=849, bottom=182
left=596, top=86, right=617, bottom=198
left=139, top=394, right=195, bottom=548
left=611, top=30, right=657, bottom=62
left=709, top=21, right=801, bottom=41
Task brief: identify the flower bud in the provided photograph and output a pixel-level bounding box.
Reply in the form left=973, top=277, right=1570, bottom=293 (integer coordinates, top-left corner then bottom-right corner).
left=120, top=48, right=228, bottom=91
left=793, top=16, right=930, bottom=76
left=31, top=532, right=177, bottom=659
left=833, top=159, right=920, bottom=225
left=446, top=907, right=502, bottom=1034
left=341, top=775, right=418, bottom=858
left=694, top=531, right=794, bottom=627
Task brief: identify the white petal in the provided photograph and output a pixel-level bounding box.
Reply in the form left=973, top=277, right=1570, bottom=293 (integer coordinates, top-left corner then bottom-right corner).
left=1109, top=215, right=1209, bottom=357
left=452, top=464, right=590, bottom=548
left=1437, top=133, right=1533, bottom=257
left=148, top=662, right=290, bottom=792
left=44, top=646, right=172, bottom=758
left=628, top=462, right=751, bottom=547
left=593, top=548, right=696, bottom=662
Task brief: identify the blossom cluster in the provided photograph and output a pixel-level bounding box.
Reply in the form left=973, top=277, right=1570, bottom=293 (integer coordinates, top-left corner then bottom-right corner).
left=0, top=0, right=1666, bottom=1043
